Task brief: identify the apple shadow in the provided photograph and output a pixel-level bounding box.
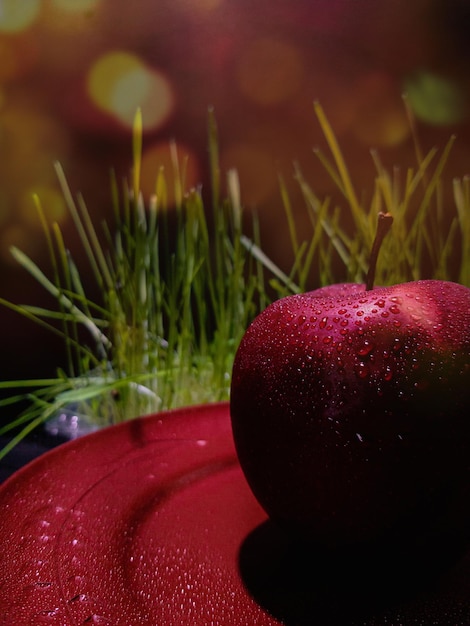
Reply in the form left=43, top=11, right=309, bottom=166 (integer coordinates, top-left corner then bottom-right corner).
left=238, top=520, right=470, bottom=625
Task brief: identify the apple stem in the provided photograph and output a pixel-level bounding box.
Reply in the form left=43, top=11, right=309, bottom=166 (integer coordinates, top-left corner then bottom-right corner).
left=365, top=212, right=394, bottom=291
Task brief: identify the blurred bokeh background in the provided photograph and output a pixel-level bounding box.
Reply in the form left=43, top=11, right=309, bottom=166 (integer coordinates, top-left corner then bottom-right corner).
left=2, top=0, right=470, bottom=399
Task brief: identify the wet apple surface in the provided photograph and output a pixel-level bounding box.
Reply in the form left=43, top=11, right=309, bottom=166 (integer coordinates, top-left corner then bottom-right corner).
left=230, top=279, right=470, bottom=554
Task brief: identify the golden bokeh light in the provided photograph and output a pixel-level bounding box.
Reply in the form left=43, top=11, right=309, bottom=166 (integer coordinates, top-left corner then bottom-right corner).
left=236, top=37, right=304, bottom=106
left=19, top=185, right=67, bottom=227
left=140, top=141, right=200, bottom=208
left=86, top=51, right=175, bottom=130
left=0, top=0, right=41, bottom=33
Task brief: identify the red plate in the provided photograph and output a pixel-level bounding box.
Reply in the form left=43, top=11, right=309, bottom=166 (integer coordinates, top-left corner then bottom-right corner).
left=1, top=402, right=470, bottom=625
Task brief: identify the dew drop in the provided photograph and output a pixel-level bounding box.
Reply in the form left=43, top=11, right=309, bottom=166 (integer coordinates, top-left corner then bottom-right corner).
left=319, top=317, right=328, bottom=329
left=68, top=593, right=88, bottom=604
left=355, top=362, right=369, bottom=379
left=35, top=609, right=59, bottom=623
left=357, top=340, right=374, bottom=357
left=83, top=615, right=110, bottom=624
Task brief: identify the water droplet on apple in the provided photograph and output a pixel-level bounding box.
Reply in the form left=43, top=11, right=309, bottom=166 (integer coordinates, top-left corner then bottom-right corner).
left=319, top=317, right=328, bottom=329
left=356, top=310, right=364, bottom=317
left=375, top=298, right=386, bottom=308
left=357, top=340, right=374, bottom=356
left=323, top=336, right=333, bottom=345
left=355, top=362, right=369, bottom=378
left=381, top=311, right=389, bottom=318
left=383, top=366, right=393, bottom=381
left=338, top=308, right=347, bottom=315
left=389, top=304, right=400, bottom=314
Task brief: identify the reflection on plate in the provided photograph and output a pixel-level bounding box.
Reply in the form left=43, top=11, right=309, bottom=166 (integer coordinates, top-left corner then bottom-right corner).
left=1, top=402, right=470, bottom=625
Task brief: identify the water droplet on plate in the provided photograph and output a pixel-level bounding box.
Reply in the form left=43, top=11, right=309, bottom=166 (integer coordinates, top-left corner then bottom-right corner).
left=34, top=608, right=60, bottom=623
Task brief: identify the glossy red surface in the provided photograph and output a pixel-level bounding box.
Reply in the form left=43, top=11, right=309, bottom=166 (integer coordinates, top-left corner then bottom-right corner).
left=1, top=403, right=470, bottom=625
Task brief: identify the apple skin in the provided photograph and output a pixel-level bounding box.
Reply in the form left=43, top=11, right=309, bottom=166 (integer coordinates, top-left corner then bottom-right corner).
left=230, top=279, right=470, bottom=553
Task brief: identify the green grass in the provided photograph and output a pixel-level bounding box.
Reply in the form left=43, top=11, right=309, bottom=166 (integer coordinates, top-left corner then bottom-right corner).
left=1, top=103, right=469, bottom=461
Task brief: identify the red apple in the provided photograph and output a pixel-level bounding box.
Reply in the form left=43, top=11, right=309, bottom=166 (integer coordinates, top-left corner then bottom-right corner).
left=230, top=217, right=470, bottom=555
